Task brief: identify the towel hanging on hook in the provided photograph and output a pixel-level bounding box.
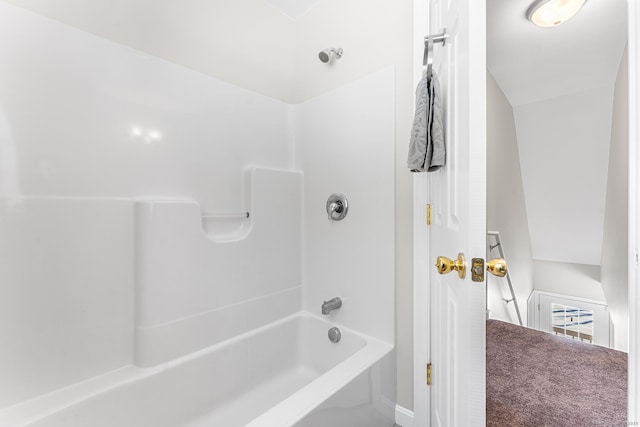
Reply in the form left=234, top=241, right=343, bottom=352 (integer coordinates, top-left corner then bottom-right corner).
left=408, top=28, right=448, bottom=173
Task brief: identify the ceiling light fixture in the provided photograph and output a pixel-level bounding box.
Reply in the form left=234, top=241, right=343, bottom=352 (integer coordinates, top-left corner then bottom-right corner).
left=526, top=0, right=586, bottom=28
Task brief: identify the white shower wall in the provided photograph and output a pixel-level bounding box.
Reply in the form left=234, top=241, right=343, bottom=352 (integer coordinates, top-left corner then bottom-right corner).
left=0, top=198, right=134, bottom=409
left=0, top=2, right=295, bottom=407
left=295, top=67, right=396, bottom=344
left=0, top=1, right=396, bottom=411
left=0, top=2, right=293, bottom=209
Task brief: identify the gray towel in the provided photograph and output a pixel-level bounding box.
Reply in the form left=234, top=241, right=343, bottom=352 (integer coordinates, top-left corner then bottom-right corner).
left=428, top=72, right=445, bottom=171
left=407, top=71, right=445, bottom=172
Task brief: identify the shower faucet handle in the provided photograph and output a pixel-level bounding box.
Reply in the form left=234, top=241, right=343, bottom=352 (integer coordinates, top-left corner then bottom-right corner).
left=326, top=193, right=348, bottom=221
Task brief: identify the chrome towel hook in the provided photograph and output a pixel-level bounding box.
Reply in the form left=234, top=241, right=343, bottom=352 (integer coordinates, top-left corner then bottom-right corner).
left=423, top=29, right=448, bottom=78
left=424, top=37, right=434, bottom=74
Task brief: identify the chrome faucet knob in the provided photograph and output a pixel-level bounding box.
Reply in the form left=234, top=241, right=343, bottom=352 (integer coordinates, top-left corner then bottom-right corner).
left=326, top=194, right=348, bottom=221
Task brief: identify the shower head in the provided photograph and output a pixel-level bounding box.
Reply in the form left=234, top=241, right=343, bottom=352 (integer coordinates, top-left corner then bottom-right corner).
left=318, top=47, right=343, bottom=63
left=318, top=50, right=330, bottom=63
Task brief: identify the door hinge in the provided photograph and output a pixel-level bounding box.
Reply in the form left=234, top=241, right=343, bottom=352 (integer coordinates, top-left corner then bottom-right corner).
left=427, top=204, right=433, bottom=225
left=427, top=363, right=432, bottom=385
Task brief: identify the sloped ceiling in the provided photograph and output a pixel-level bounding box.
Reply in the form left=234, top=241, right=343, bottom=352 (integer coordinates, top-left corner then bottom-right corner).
left=0, top=0, right=300, bottom=102
left=487, top=0, right=627, bottom=266
left=513, top=87, right=613, bottom=265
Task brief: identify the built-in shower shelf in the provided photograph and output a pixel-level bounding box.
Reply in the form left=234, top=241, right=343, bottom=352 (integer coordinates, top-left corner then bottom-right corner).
left=201, top=211, right=252, bottom=242
left=201, top=212, right=250, bottom=219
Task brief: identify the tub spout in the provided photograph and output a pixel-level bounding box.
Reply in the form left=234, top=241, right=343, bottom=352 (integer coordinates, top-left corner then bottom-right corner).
left=321, top=297, right=342, bottom=315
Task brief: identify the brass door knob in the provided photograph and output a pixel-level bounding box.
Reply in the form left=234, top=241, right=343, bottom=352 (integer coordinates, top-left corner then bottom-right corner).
left=487, top=258, right=507, bottom=277
left=435, top=253, right=466, bottom=279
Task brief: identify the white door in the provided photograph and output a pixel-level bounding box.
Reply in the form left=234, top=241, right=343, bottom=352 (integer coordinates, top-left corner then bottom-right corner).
left=428, top=0, right=486, bottom=425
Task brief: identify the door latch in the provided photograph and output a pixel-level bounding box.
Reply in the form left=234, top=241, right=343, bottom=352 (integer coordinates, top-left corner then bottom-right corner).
left=471, top=258, right=484, bottom=282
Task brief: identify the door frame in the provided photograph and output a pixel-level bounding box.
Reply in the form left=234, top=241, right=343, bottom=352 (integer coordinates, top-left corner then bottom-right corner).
left=413, top=0, right=640, bottom=422
left=628, top=0, right=639, bottom=420
left=411, top=0, right=430, bottom=424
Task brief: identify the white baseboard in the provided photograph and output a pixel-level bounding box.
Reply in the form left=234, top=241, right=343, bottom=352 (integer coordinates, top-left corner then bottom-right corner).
left=395, top=404, right=414, bottom=427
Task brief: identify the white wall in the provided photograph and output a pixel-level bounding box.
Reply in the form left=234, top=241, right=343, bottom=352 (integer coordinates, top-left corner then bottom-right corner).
left=297, top=67, right=395, bottom=344
left=532, top=260, right=606, bottom=302
left=601, top=46, right=629, bottom=352
left=513, top=87, right=614, bottom=266
left=486, top=73, right=533, bottom=325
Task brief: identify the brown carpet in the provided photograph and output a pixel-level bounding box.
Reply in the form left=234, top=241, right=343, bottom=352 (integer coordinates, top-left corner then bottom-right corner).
left=487, top=319, right=627, bottom=427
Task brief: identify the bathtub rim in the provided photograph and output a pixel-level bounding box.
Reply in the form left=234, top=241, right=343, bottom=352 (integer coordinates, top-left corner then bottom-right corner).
left=0, top=310, right=393, bottom=427
left=245, top=332, right=393, bottom=427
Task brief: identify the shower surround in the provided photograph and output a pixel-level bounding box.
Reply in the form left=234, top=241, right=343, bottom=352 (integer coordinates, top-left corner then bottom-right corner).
left=0, top=2, right=395, bottom=426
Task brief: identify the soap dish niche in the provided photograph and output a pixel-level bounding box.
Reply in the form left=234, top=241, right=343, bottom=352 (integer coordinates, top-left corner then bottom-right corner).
left=201, top=211, right=251, bottom=242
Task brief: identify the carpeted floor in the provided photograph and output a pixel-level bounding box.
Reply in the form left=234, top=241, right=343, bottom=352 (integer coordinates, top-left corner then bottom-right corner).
left=487, top=319, right=627, bottom=427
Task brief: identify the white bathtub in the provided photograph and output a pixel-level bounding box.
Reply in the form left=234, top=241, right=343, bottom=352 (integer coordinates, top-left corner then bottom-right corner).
left=0, top=312, right=394, bottom=427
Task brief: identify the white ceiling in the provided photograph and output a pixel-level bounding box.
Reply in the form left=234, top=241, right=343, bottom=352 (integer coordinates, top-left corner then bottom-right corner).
left=1, top=0, right=301, bottom=102
left=487, top=0, right=627, bottom=107
left=487, top=0, right=627, bottom=266
left=262, top=0, right=321, bottom=18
